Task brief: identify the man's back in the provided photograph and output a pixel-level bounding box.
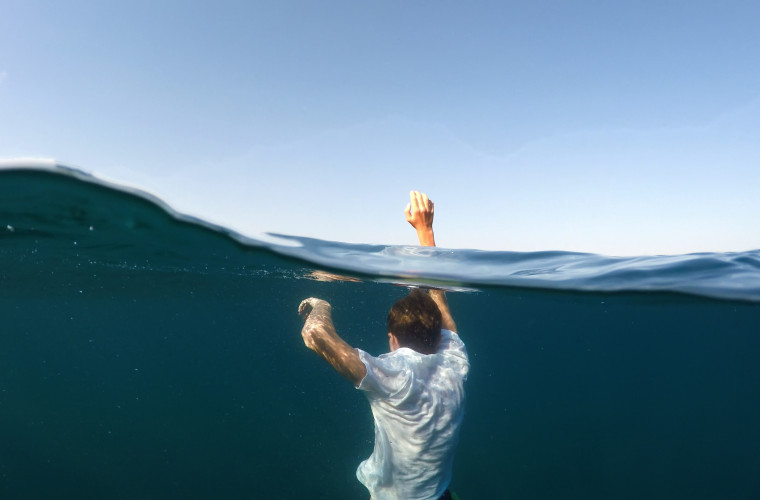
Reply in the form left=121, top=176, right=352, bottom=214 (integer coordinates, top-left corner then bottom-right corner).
left=356, top=329, right=469, bottom=500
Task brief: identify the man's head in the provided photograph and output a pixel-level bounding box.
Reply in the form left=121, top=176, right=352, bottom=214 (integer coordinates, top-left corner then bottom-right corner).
left=387, top=289, right=442, bottom=355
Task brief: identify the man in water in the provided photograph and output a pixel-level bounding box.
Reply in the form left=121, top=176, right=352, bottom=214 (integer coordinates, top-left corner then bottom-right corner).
left=298, top=191, right=469, bottom=500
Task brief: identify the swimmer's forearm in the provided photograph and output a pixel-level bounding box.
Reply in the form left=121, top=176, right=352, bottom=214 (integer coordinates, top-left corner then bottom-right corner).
left=416, top=228, right=457, bottom=332
left=312, top=328, right=367, bottom=385
left=429, top=289, right=457, bottom=333
left=416, top=227, right=436, bottom=247
left=299, top=298, right=366, bottom=385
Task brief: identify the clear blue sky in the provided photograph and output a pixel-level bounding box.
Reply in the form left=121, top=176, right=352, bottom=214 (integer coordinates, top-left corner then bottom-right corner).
left=2, top=1, right=758, bottom=255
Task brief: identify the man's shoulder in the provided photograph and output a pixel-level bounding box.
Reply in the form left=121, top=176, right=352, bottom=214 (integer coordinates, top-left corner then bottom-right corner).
left=358, top=347, right=415, bottom=373
left=356, top=348, right=418, bottom=397
left=439, top=329, right=466, bottom=352
left=438, top=329, right=469, bottom=373
left=442, top=328, right=462, bottom=340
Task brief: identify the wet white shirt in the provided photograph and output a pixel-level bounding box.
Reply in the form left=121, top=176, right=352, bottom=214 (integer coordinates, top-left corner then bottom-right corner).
left=355, top=329, right=469, bottom=500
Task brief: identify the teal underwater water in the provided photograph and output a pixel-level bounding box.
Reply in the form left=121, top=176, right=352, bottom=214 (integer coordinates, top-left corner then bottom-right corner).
left=2, top=165, right=760, bottom=499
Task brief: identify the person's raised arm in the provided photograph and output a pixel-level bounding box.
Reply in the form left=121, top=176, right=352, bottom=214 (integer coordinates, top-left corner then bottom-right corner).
left=404, top=191, right=458, bottom=333
left=298, top=298, right=367, bottom=385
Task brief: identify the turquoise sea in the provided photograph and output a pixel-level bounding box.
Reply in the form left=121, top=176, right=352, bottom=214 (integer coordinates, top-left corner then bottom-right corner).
left=2, top=164, right=759, bottom=499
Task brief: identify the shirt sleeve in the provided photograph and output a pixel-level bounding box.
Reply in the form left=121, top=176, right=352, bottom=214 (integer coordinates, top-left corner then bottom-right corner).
left=436, top=329, right=470, bottom=381
left=437, top=329, right=468, bottom=361
left=355, top=349, right=413, bottom=399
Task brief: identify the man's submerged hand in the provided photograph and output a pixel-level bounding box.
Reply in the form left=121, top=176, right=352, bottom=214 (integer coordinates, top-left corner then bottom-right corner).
left=298, top=297, right=335, bottom=353
left=298, top=297, right=331, bottom=320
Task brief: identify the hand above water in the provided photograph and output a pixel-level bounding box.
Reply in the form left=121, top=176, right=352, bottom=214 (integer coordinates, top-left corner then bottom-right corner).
left=404, top=190, right=435, bottom=247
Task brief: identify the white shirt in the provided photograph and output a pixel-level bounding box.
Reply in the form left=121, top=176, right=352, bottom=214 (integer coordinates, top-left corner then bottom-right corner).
left=355, top=329, right=469, bottom=500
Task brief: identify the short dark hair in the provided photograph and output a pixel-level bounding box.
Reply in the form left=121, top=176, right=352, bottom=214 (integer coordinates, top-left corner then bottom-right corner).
left=387, top=289, right=442, bottom=355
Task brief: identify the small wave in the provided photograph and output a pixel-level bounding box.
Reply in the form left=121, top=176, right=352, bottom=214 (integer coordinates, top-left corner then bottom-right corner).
left=1, top=161, right=758, bottom=302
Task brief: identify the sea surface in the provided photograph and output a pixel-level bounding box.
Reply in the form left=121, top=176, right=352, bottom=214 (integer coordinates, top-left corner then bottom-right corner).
left=2, top=163, right=759, bottom=499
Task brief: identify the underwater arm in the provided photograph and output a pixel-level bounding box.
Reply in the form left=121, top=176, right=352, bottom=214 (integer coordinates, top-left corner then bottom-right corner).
left=405, top=191, right=458, bottom=333
left=298, top=298, right=367, bottom=385
left=429, top=288, right=457, bottom=334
